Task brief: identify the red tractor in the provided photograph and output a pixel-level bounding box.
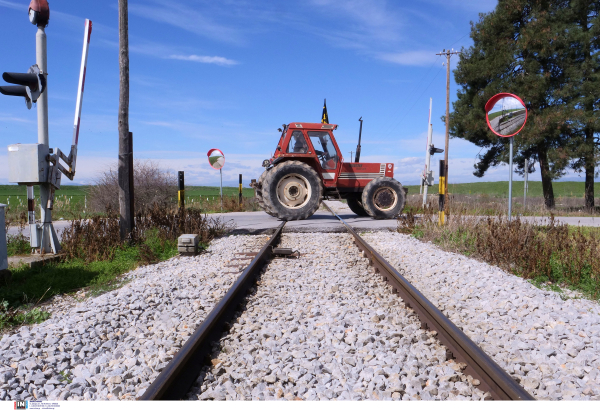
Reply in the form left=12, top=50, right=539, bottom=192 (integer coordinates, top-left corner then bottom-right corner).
left=253, top=122, right=407, bottom=221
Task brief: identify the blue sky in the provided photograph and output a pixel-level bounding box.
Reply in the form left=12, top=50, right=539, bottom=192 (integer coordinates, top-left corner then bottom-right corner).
left=1, top=0, right=579, bottom=187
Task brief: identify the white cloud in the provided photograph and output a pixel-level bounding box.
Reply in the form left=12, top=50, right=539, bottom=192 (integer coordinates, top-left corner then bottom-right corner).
left=129, top=0, right=244, bottom=45
left=168, top=54, right=238, bottom=66
left=377, top=51, right=440, bottom=67
left=0, top=0, right=20, bottom=11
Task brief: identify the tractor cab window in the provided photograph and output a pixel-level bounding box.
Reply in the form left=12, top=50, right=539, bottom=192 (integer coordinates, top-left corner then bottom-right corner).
left=308, top=131, right=338, bottom=170
left=287, top=131, right=308, bottom=154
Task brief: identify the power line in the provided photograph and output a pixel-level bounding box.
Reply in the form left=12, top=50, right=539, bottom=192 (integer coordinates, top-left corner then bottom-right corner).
left=382, top=66, right=445, bottom=138
left=376, top=55, right=443, bottom=137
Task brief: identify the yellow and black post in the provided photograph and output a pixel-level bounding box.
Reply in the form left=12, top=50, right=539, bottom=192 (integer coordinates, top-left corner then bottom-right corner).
left=178, top=171, right=185, bottom=209
left=239, top=174, right=243, bottom=207
left=438, top=160, right=445, bottom=226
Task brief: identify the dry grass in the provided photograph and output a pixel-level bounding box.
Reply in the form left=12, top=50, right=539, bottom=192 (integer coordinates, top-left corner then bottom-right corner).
left=399, top=204, right=600, bottom=298
left=183, top=194, right=261, bottom=213
left=405, top=193, right=600, bottom=217
left=61, top=203, right=233, bottom=263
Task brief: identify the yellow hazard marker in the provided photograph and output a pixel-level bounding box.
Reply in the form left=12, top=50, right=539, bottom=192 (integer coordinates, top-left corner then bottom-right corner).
left=438, top=160, right=445, bottom=226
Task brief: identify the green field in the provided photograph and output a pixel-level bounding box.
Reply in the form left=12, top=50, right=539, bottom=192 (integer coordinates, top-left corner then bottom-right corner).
left=407, top=181, right=600, bottom=198
left=0, top=185, right=256, bottom=204
left=2, top=182, right=599, bottom=204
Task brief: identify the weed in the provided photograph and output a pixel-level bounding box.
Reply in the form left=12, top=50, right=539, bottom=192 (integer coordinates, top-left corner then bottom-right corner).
left=58, top=370, right=72, bottom=384
left=0, top=300, right=50, bottom=331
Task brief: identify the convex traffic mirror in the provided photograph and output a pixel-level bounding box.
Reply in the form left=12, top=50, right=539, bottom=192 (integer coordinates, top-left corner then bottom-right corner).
left=485, top=93, right=527, bottom=137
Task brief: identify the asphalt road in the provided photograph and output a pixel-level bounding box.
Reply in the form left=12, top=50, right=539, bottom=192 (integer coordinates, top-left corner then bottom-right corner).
left=6, top=203, right=600, bottom=239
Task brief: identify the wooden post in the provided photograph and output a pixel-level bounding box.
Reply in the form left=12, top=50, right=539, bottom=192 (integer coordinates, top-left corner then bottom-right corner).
left=128, top=132, right=135, bottom=223
left=238, top=174, right=243, bottom=207
left=118, top=0, right=132, bottom=240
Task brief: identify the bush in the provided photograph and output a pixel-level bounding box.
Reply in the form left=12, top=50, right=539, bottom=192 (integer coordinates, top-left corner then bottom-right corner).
left=87, top=160, right=177, bottom=213
left=61, top=203, right=232, bottom=263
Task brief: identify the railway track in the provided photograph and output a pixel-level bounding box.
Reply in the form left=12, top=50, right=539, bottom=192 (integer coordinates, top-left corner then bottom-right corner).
left=140, top=210, right=534, bottom=401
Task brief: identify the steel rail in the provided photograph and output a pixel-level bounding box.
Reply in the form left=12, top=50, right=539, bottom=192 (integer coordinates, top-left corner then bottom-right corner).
left=141, top=222, right=286, bottom=400
left=323, top=203, right=534, bottom=401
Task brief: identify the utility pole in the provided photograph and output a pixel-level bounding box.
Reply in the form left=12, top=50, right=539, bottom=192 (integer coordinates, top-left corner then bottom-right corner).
left=349, top=151, right=353, bottom=161
left=118, top=0, right=133, bottom=240
left=436, top=48, right=460, bottom=198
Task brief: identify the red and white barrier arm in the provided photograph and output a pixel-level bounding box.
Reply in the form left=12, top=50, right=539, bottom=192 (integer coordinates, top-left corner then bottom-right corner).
left=69, top=18, right=92, bottom=176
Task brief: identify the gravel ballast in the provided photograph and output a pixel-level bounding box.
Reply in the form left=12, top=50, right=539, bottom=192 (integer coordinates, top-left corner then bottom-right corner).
left=0, top=234, right=268, bottom=401
left=362, top=230, right=600, bottom=400
left=188, top=233, right=487, bottom=401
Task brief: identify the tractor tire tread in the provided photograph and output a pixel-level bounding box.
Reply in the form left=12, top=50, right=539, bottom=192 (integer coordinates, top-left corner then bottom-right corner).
left=361, top=176, right=406, bottom=219
left=262, top=160, right=323, bottom=221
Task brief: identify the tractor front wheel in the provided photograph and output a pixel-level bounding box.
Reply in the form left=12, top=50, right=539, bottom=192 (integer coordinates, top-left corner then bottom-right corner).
left=255, top=169, right=277, bottom=217
left=262, top=161, right=323, bottom=221
left=361, top=177, right=406, bottom=219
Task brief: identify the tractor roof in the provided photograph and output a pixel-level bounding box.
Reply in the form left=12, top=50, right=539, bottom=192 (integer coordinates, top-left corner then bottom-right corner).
left=288, top=122, right=338, bottom=131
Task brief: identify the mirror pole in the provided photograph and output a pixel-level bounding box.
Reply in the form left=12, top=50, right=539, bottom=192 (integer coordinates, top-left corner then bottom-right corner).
left=508, top=136, right=513, bottom=221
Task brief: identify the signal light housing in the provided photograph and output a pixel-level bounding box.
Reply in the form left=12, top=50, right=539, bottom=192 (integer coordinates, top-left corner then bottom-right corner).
left=0, top=64, right=46, bottom=109
left=429, top=144, right=444, bottom=155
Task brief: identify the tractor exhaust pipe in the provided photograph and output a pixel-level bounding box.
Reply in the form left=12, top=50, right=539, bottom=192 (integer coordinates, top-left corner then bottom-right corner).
left=355, top=117, right=363, bottom=163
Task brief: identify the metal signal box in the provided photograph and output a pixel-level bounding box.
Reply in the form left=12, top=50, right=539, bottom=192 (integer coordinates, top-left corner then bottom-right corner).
left=7, top=143, right=48, bottom=184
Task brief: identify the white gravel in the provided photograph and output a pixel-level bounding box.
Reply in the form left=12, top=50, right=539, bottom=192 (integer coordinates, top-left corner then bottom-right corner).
left=362, top=230, right=600, bottom=400
left=188, top=233, right=488, bottom=401
left=0, top=234, right=268, bottom=401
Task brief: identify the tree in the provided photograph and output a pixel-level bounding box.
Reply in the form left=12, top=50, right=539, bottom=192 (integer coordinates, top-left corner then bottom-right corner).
left=559, top=1, right=600, bottom=210
left=449, top=0, right=586, bottom=209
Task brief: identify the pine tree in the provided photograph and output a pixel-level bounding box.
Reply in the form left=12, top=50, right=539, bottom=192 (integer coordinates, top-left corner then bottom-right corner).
left=559, top=1, right=600, bottom=210
left=449, top=0, right=584, bottom=209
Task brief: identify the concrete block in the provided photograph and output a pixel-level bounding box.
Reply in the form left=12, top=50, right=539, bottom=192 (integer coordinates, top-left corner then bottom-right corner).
left=178, top=234, right=199, bottom=256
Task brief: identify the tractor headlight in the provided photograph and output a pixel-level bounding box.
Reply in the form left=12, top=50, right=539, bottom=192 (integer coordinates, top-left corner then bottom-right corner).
left=262, top=159, right=270, bottom=168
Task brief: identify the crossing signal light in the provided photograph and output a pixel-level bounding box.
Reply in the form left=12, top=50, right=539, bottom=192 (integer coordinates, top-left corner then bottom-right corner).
left=0, top=64, right=46, bottom=109
left=429, top=144, right=444, bottom=156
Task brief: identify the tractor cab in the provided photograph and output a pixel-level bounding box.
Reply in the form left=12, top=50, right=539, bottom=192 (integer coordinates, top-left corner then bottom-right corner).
left=272, top=123, right=342, bottom=186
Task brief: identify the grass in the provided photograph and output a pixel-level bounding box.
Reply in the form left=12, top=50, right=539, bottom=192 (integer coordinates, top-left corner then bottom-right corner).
left=1, top=204, right=232, bottom=332
left=405, top=181, right=600, bottom=198
left=0, top=233, right=180, bottom=331
left=0, top=184, right=258, bottom=220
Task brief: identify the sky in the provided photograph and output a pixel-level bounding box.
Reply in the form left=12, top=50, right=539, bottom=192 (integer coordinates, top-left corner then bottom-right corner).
left=0, top=0, right=588, bottom=188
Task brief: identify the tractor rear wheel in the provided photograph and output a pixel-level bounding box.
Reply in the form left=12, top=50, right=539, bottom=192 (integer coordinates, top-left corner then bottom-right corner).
left=256, top=170, right=277, bottom=217
left=361, top=176, right=406, bottom=219
left=346, top=194, right=369, bottom=217
left=262, top=160, right=322, bottom=221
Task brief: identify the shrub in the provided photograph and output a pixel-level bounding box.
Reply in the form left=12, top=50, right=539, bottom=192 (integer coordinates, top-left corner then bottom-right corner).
left=87, top=160, right=177, bottom=213
left=61, top=203, right=232, bottom=263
